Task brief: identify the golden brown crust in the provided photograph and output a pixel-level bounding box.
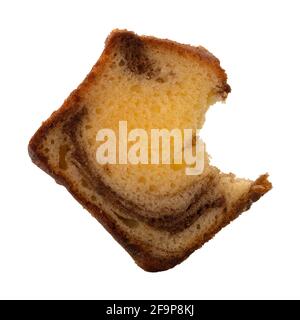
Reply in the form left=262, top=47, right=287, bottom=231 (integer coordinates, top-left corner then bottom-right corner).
left=106, top=30, right=231, bottom=97
left=28, top=30, right=269, bottom=272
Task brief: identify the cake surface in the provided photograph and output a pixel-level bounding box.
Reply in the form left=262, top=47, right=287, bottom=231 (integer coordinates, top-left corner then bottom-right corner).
left=28, top=30, right=271, bottom=271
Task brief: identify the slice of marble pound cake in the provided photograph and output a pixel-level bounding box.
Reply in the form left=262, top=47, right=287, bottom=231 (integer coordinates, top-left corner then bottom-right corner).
left=28, top=30, right=272, bottom=271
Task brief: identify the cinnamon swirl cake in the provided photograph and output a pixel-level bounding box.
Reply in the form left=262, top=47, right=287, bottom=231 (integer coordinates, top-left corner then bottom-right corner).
left=28, top=30, right=271, bottom=271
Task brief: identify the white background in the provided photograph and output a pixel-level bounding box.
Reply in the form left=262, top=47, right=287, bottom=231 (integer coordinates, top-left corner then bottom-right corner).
left=0, top=0, right=299, bottom=300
